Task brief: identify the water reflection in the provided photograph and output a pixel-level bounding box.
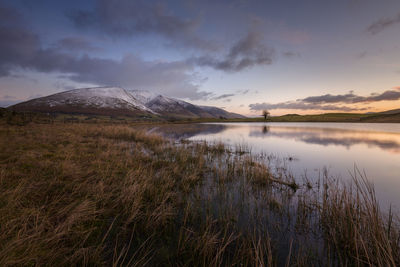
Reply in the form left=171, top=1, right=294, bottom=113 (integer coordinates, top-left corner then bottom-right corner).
left=248, top=125, right=400, bottom=154
left=150, top=122, right=400, bottom=154
left=150, top=122, right=400, bottom=208
left=145, top=123, right=227, bottom=139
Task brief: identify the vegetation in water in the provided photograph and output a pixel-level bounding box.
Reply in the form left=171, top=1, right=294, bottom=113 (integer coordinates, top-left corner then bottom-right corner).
left=0, top=114, right=399, bottom=266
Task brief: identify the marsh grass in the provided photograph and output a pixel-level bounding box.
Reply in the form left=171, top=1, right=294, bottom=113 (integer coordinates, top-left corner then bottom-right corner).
left=0, top=120, right=399, bottom=266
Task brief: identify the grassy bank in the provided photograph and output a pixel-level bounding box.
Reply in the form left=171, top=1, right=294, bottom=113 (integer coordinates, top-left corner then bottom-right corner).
left=1, top=118, right=399, bottom=266
left=182, top=112, right=400, bottom=123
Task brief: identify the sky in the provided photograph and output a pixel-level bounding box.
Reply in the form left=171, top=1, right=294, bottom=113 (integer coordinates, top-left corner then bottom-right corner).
left=0, top=0, right=400, bottom=116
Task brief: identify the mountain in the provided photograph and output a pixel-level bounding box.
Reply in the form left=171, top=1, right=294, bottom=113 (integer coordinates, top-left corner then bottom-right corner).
left=199, top=105, right=245, bottom=119
left=129, top=90, right=244, bottom=119
left=10, top=87, right=156, bottom=117
left=129, top=90, right=158, bottom=105
left=10, top=87, right=245, bottom=119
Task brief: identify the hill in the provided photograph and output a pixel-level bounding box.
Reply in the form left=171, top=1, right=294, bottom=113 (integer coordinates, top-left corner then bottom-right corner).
left=9, top=87, right=245, bottom=119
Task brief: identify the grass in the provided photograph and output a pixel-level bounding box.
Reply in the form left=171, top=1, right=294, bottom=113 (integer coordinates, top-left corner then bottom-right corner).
left=172, top=112, right=400, bottom=123
left=0, top=115, right=399, bottom=266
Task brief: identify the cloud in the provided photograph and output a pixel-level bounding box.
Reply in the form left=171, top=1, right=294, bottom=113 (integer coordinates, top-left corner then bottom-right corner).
left=0, top=3, right=208, bottom=100
left=249, top=102, right=363, bottom=112
left=33, top=50, right=206, bottom=99
left=249, top=88, right=400, bottom=112
left=211, top=93, right=235, bottom=100
left=191, top=31, right=274, bottom=72
left=54, top=37, right=101, bottom=52
left=67, top=0, right=217, bottom=51
left=367, top=13, right=400, bottom=35
left=236, top=89, right=250, bottom=95
left=302, top=88, right=400, bottom=104
left=0, top=5, right=40, bottom=76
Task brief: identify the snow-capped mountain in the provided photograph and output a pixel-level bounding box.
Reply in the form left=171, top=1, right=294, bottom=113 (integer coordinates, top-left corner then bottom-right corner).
left=132, top=91, right=245, bottom=119
left=11, top=87, right=156, bottom=116
left=146, top=95, right=210, bottom=118
left=10, top=87, right=245, bottom=119
left=128, top=90, right=158, bottom=105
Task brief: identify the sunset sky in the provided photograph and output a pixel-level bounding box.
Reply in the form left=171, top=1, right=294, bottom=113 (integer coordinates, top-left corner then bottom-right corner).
left=1, top=0, right=400, bottom=116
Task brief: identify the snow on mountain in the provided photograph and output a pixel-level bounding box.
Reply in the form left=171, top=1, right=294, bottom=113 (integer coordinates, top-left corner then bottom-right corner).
left=10, top=87, right=245, bottom=119
left=199, top=105, right=246, bottom=119
left=144, top=94, right=214, bottom=118
left=128, top=90, right=158, bottom=105
left=11, top=87, right=157, bottom=116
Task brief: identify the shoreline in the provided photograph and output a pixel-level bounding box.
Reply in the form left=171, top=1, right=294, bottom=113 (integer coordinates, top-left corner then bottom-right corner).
left=1, top=118, right=399, bottom=265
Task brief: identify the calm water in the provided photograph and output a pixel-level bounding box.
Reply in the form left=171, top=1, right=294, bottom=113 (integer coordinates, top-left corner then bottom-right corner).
left=150, top=122, right=400, bottom=210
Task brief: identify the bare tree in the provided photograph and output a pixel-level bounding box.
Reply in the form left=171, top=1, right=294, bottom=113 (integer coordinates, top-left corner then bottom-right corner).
left=262, top=110, right=270, bottom=120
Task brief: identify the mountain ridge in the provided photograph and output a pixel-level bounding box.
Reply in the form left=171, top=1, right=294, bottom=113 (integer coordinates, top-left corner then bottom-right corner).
left=10, top=87, right=245, bottom=119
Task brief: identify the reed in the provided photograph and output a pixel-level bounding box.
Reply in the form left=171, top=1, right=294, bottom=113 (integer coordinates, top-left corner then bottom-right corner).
left=0, top=120, right=399, bottom=266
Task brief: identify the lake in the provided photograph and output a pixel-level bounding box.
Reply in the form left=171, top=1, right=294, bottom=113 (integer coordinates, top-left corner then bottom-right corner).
left=149, top=122, right=400, bottom=210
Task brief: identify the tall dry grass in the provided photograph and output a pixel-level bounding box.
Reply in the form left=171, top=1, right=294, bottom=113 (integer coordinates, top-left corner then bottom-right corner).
left=0, top=120, right=399, bottom=266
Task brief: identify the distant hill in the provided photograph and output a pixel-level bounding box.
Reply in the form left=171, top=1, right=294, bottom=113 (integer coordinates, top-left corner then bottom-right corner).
left=9, top=87, right=245, bottom=119
left=268, top=109, right=400, bottom=123
left=377, top=108, right=400, bottom=115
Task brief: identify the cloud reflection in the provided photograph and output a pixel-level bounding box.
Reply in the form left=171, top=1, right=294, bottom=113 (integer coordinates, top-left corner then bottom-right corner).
left=249, top=126, right=400, bottom=153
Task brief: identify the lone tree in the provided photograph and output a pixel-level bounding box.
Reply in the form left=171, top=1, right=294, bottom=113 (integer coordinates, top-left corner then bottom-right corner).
left=262, top=110, right=270, bottom=120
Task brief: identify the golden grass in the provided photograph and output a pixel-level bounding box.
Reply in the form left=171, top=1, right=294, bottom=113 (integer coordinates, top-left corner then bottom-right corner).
left=0, top=119, right=399, bottom=266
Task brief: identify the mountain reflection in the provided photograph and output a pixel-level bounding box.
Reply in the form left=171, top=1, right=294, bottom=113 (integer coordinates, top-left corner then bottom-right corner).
left=145, top=123, right=227, bottom=139
left=249, top=126, right=400, bottom=153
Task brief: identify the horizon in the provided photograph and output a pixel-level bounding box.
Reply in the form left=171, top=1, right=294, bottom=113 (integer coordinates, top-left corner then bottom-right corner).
left=1, top=0, right=400, bottom=116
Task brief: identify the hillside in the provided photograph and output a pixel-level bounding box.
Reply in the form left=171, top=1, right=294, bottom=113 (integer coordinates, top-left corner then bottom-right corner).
left=9, top=87, right=245, bottom=119
left=11, top=87, right=155, bottom=117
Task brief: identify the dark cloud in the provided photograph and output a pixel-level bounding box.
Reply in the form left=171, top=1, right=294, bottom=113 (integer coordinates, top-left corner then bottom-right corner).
left=211, top=93, right=235, bottom=100
left=191, top=31, right=274, bottom=72
left=0, top=3, right=208, bottom=100
left=67, top=0, right=217, bottom=51
left=55, top=37, right=101, bottom=52
left=367, top=13, right=400, bottom=35
left=249, top=102, right=363, bottom=112
left=301, top=92, right=361, bottom=104
left=302, top=89, right=400, bottom=104
left=249, top=88, right=400, bottom=112
left=33, top=50, right=206, bottom=99
left=0, top=5, right=40, bottom=76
